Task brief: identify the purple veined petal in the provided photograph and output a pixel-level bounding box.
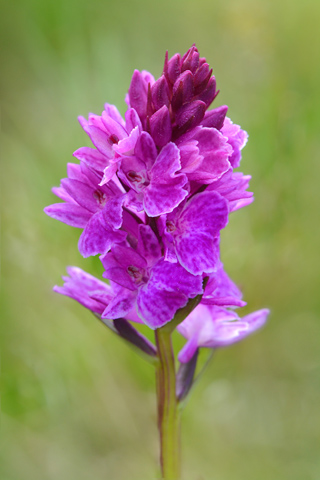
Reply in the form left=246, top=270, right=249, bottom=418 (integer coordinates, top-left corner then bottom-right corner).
left=203, top=265, right=244, bottom=305
left=101, top=246, right=147, bottom=291
left=78, top=115, right=88, bottom=129
left=178, top=305, right=269, bottom=353
left=240, top=309, right=270, bottom=331
left=53, top=266, right=113, bottom=314
left=87, top=288, right=114, bottom=308
left=137, top=224, right=162, bottom=264
left=144, top=177, right=188, bottom=217
left=193, top=127, right=232, bottom=155
left=54, top=284, right=107, bottom=314
left=186, top=157, right=230, bottom=184
left=65, top=266, right=112, bottom=292
left=61, top=178, right=102, bottom=214
left=118, top=155, right=148, bottom=192
left=208, top=170, right=253, bottom=209
left=179, top=142, right=203, bottom=173
left=172, top=192, right=229, bottom=274
left=78, top=212, right=126, bottom=257
left=101, top=244, right=148, bottom=291
left=73, top=147, right=109, bottom=172
left=101, top=111, right=128, bottom=140
left=125, top=108, right=142, bottom=133
left=226, top=190, right=253, bottom=202
left=101, top=288, right=137, bottom=319
left=79, top=161, right=106, bottom=190
left=121, top=208, right=142, bottom=239
left=102, top=263, right=138, bottom=291
left=207, top=169, right=234, bottom=195
left=151, top=75, right=170, bottom=110
left=82, top=125, right=114, bottom=158
left=148, top=259, right=203, bottom=298
left=124, top=308, right=144, bottom=324
left=104, top=103, right=125, bottom=126
left=136, top=253, right=203, bottom=328
left=163, top=241, right=178, bottom=263
left=201, top=105, right=228, bottom=130
left=208, top=170, right=249, bottom=196
left=201, top=296, right=246, bottom=307
left=102, top=194, right=126, bottom=229
left=113, top=126, right=140, bottom=157
left=208, top=322, right=250, bottom=345
left=137, top=285, right=190, bottom=329
left=44, top=203, right=91, bottom=228
left=221, top=117, right=248, bottom=169
left=128, top=70, right=148, bottom=119
left=134, top=132, right=157, bottom=169
left=175, top=233, right=220, bottom=275
left=149, top=106, right=172, bottom=148
left=179, top=191, right=229, bottom=236
left=67, top=163, right=87, bottom=182
left=150, top=142, right=181, bottom=179
left=99, top=163, right=118, bottom=186
left=125, top=189, right=144, bottom=213
left=229, top=197, right=254, bottom=212
left=178, top=303, right=213, bottom=337
left=204, top=309, right=269, bottom=348
left=51, top=186, right=76, bottom=203
left=112, top=244, right=147, bottom=269
left=87, top=113, right=107, bottom=131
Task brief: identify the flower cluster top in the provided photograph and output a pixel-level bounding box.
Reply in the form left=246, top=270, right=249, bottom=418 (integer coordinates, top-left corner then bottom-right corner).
left=45, top=46, right=268, bottom=361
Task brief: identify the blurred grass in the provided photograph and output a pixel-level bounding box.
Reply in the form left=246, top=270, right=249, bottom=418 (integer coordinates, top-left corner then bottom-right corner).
left=1, top=0, right=320, bottom=479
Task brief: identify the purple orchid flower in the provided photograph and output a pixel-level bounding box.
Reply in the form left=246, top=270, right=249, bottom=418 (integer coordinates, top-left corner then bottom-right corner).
left=53, top=266, right=114, bottom=314
left=201, top=262, right=247, bottom=308
left=100, top=224, right=203, bottom=328
left=178, top=305, right=269, bottom=363
left=44, top=162, right=127, bottom=257
left=47, top=43, right=268, bottom=349
left=158, top=190, right=229, bottom=275
left=118, top=133, right=188, bottom=216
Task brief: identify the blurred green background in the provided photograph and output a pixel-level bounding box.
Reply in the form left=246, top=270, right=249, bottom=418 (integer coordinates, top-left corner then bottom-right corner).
left=1, top=0, right=320, bottom=478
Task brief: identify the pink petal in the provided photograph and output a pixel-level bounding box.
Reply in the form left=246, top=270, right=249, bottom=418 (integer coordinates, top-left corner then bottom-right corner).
left=44, top=203, right=91, bottom=228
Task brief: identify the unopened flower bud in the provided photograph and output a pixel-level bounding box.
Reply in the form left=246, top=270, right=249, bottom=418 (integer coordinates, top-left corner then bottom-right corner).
left=174, top=100, right=206, bottom=137
left=195, top=76, right=217, bottom=107
left=128, top=70, right=148, bottom=120
left=201, top=105, right=228, bottom=130
left=149, top=105, right=172, bottom=147
left=151, top=75, right=170, bottom=111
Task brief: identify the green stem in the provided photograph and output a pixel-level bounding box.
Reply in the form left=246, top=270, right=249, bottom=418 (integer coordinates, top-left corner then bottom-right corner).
left=155, top=328, right=181, bottom=480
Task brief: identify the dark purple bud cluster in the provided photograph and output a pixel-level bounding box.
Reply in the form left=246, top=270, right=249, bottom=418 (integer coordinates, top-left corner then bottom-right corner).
left=129, top=45, right=221, bottom=148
